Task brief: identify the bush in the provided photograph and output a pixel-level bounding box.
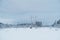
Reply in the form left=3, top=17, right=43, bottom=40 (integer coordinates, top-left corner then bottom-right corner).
left=35, top=21, right=42, bottom=27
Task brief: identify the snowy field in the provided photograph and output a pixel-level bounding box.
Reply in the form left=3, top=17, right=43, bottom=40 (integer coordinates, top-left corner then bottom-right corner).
left=0, top=27, right=60, bottom=40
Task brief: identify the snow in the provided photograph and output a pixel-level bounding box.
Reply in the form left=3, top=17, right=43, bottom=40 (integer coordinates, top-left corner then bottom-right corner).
left=0, top=27, right=60, bottom=40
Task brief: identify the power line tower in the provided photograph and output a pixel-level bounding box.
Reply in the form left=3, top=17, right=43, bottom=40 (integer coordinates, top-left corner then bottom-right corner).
left=30, top=16, right=37, bottom=29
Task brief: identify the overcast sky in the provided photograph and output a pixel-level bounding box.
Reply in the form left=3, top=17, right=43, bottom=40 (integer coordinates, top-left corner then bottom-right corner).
left=0, top=0, right=60, bottom=25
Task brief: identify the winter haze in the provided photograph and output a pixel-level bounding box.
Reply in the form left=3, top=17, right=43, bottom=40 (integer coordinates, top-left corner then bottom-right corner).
left=0, top=0, right=60, bottom=25
left=0, top=0, right=60, bottom=40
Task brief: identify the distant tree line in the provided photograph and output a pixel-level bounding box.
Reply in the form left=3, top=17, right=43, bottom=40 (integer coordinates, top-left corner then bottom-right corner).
left=0, top=19, right=60, bottom=28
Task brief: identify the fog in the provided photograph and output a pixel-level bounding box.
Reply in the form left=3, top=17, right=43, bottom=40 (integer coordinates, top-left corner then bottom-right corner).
left=0, top=0, right=60, bottom=25
left=0, top=0, right=60, bottom=40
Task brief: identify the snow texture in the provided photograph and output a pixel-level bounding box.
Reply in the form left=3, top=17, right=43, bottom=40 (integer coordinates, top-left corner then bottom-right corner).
left=0, top=27, right=60, bottom=40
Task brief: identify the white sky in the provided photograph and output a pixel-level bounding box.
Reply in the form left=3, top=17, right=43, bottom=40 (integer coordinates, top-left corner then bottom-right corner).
left=0, top=0, right=60, bottom=24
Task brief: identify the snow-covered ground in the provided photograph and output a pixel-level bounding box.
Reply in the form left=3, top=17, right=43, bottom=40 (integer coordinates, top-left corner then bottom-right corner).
left=0, top=27, right=60, bottom=40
